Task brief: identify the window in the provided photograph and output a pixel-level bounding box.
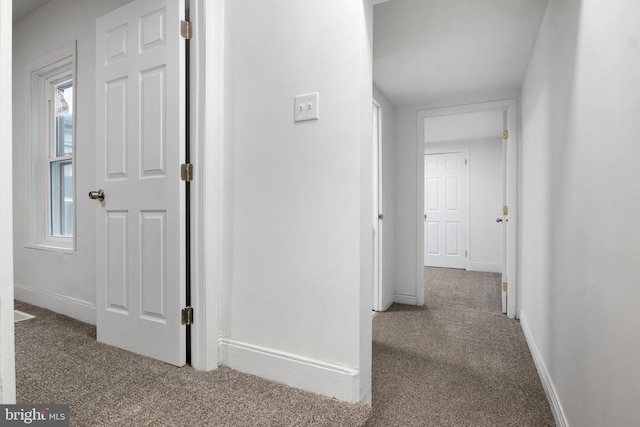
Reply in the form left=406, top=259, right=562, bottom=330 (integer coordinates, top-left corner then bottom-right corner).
left=28, top=43, right=76, bottom=251
left=49, top=78, right=74, bottom=237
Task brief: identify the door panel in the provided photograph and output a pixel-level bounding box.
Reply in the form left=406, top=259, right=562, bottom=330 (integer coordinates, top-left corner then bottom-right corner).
left=95, top=0, right=185, bottom=366
left=446, top=222, right=459, bottom=255
left=426, top=222, right=439, bottom=255
left=105, top=80, right=128, bottom=179
left=424, top=152, right=467, bottom=269
left=446, top=177, right=458, bottom=210
left=106, top=211, right=128, bottom=313
left=426, top=178, right=439, bottom=209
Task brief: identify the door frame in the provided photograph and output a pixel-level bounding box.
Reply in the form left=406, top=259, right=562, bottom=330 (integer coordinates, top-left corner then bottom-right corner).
left=423, top=150, right=470, bottom=271
left=416, top=99, right=518, bottom=318
left=190, top=0, right=225, bottom=370
left=0, top=0, right=16, bottom=403
left=372, top=99, right=383, bottom=311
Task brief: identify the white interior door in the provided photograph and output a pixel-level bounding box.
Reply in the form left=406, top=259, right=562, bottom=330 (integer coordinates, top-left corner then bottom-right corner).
left=94, top=0, right=186, bottom=366
left=500, top=111, right=508, bottom=314
left=424, top=152, right=467, bottom=269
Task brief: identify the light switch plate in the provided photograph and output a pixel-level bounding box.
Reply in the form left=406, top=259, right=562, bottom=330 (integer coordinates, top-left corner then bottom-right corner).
left=294, top=92, right=319, bottom=122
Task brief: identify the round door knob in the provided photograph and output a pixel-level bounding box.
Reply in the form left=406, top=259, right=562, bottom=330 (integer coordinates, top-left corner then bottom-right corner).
left=88, top=190, right=105, bottom=202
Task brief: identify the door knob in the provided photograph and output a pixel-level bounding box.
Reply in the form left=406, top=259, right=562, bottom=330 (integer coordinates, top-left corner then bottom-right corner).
left=88, top=190, right=105, bottom=202
left=496, top=218, right=503, bottom=223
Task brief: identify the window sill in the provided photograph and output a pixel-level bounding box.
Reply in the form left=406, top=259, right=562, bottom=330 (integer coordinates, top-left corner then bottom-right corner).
left=24, top=243, right=76, bottom=254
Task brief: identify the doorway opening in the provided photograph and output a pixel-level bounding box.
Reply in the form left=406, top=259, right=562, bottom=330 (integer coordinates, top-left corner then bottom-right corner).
left=417, top=100, right=518, bottom=318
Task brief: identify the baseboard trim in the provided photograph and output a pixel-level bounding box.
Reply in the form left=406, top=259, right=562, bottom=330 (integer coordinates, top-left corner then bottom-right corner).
left=520, top=312, right=569, bottom=427
left=468, top=261, right=502, bottom=273
left=14, top=283, right=96, bottom=325
left=218, top=338, right=360, bottom=403
left=393, top=292, right=417, bottom=306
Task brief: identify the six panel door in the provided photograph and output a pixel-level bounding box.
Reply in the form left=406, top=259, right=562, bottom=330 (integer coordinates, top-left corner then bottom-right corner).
left=424, top=152, right=467, bottom=269
left=94, top=0, right=186, bottom=366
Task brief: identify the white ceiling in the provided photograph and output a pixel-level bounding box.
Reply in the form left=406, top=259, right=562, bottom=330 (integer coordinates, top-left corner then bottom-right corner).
left=424, top=110, right=503, bottom=144
left=373, top=0, right=549, bottom=106
left=13, top=0, right=50, bottom=23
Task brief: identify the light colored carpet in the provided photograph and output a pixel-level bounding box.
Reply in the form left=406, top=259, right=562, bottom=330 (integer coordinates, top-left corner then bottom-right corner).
left=366, top=267, right=555, bottom=426
left=14, top=301, right=370, bottom=427
left=15, top=268, right=555, bottom=426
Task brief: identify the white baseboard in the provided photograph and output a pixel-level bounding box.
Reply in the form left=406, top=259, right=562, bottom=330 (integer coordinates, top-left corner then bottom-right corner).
left=520, top=312, right=568, bottom=427
left=14, top=283, right=96, bottom=325
left=468, top=261, right=502, bottom=273
left=218, top=338, right=360, bottom=403
left=382, top=292, right=394, bottom=311
left=393, top=292, right=417, bottom=306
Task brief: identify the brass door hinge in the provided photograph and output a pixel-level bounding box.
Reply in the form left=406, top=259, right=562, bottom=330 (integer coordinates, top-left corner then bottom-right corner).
left=181, top=163, right=193, bottom=181
left=180, top=20, right=192, bottom=39
left=503, top=129, right=509, bottom=140
left=503, top=282, right=508, bottom=292
left=181, top=306, right=194, bottom=325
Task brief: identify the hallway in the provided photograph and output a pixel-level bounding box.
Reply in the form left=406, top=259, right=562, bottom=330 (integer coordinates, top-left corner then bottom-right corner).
left=367, top=267, right=555, bottom=426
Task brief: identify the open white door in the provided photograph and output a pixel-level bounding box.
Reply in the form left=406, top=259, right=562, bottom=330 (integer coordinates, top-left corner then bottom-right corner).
left=500, top=112, right=508, bottom=314
left=504, top=108, right=518, bottom=319
left=94, top=0, right=186, bottom=366
left=424, top=152, right=467, bottom=269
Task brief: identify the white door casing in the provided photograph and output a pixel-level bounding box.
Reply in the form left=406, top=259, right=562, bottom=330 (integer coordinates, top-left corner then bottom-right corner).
left=372, top=101, right=382, bottom=311
left=95, top=0, right=186, bottom=366
left=0, top=0, right=16, bottom=403
left=424, top=152, right=467, bottom=269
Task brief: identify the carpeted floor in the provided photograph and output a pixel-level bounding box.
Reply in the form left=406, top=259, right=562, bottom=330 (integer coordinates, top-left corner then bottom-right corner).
left=366, top=267, right=555, bottom=426
left=15, top=267, right=555, bottom=426
left=14, top=301, right=370, bottom=426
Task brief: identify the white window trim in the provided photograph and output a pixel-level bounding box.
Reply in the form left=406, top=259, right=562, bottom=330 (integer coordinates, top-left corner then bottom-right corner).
left=26, top=42, right=77, bottom=252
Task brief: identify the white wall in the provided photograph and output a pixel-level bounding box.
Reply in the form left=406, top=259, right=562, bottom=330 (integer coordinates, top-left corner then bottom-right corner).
left=425, top=138, right=502, bottom=273
left=12, top=0, right=133, bottom=324
left=220, top=0, right=373, bottom=403
left=373, top=85, right=395, bottom=310
left=393, top=90, right=518, bottom=302
left=519, top=0, right=640, bottom=425
left=1, top=0, right=16, bottom=404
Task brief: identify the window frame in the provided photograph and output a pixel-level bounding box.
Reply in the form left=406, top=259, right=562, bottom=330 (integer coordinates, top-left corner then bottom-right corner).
left=27, top=42, right=77, bottom=252
left=47, top=73, right=74, bottom=240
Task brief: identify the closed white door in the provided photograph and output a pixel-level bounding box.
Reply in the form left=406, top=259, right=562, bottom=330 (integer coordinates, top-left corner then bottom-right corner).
left=424, top=152, right=467, bottom=269
left=94, top=0, right=186, bottom=366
